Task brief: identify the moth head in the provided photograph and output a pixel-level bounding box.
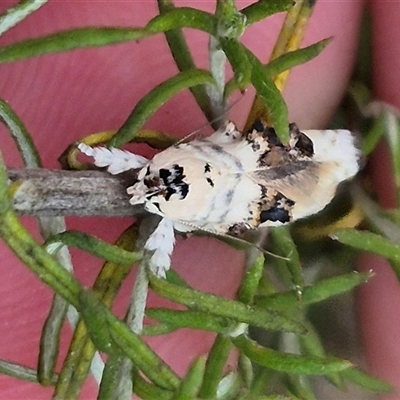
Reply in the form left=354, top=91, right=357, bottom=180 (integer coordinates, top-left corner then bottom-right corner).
left=126, top=147, right=215, bottom=221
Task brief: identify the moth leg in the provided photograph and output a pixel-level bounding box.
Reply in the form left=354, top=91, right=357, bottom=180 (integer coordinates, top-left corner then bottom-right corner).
left=78, top=143, right=149, bottom=175
left=144, top=218, right=175, bottom=277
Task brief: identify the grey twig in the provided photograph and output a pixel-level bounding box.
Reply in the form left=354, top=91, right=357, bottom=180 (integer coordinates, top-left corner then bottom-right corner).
left=8, top=168, right=142, bottom=217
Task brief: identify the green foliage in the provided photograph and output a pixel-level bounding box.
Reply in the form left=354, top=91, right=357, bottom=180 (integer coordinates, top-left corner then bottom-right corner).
left=110, top=69, right=216, bottom=147
left=44, top=230, right=142, bottom=265
left=148, top=268, right=307, bottom=334
left=232, top=335, right=351, bottom=375
left=0, top=1, right=395, bottom=399
left=0, top=27, right=151, bottom=64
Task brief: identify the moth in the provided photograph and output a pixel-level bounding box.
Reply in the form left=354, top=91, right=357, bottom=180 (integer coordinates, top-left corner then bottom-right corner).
left=79, top=120, right=361, bottom=276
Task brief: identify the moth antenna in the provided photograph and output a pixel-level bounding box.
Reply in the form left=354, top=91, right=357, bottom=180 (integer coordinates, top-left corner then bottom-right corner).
left=144, top=218, right=176, bottom=277
left=78, top=143, right=149, bottom=175
left=173, top=95, right=246, bottom=146
left=257, top=247, right=291, bottom=261
left=183, top=225, right=291, bottom=262
left=214, top=232, right=291, bottom=261
left=173, top=120, right=218, bottom=146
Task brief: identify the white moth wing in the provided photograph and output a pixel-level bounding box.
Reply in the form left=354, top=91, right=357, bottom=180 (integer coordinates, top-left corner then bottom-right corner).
left=255, top=128, right=361, bottom=225
left=302, top=129, right=360, bottom=181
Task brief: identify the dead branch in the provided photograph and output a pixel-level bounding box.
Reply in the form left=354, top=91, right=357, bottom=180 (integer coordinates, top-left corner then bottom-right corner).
left=7, top=168, right=142, bottom=217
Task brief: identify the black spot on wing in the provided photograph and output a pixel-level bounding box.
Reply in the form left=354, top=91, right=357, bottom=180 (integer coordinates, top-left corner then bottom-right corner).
left=172, top=164, right=184, bottom=178
left=296, top=133, right=314, bottom=157
left=248, top=119, right=284, bottom=148
left=160, top=165, right=185, bottom=185
left=179, top=182, right=189, bottom=199
left=206, top=177, right=214, bottom=187
left=165, top=187, right=175, bottom=201
left=259, top=192, right=295, bottom=224
left=247, top=120, right=284, bottom=156
left=251, top=119, right=265, bottom=133
left=204, top=163, right=211, bottom=173
left=159, top=168, right=171, bottom=184
left=149, top=164, right=190, bottom=201
left=289, top=123, right=314, bottom=157
left=260, top=208, right=290, bottom=224
left=249, top=120, right=314, bottom=158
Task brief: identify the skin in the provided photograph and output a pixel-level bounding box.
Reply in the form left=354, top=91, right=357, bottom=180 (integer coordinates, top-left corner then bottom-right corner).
left=0, top=1, right=396, bottom=398
left=357, top=3, right=400, bottom=399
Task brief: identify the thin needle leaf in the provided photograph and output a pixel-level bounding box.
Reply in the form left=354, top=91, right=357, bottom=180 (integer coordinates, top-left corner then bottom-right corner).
left=0, top=99, right=41, bottom=167
left=225, top=39, right=331, bottom=97
left=146, top=308, right=228, bottom=333
left=0, top=359, right=55, bottom=384
left=269, top=226, right=304, bottom=288
left=44, top=230, right=142, bottom=266
left=132, top=372, right=174, bottom=400
left=148, top=271, right=307, bottom=334
left=237, top=253, right=264, bottom=305
left=199, top=335, right=232, bottom=399
left=0, top=27, right=150, bottom=64
left=342, top=367, right=393, bottom=393
left=156, top=1, right=214, bottom=123
left=146, top=7, right=217, bottom=35
left=78, top=289, right=114, bottom=353
left=104, top=306, right=180, bottom=390
left=110, top=69, right=216, bottom=147
left=245, top=47, right=289, bottom=143
left=174, top=357, right=205, bottom=399
left=232, top=335, right=352, bottom=375
left=240, top=0, right=293, bottom=26
left=98, top=354, right=124, bottom=400
left=265, top=38, right=332, bottom=78
left=255, top=272, right=372, bottom=310
left=220, top=37, right=251, bottom=91
left=54, top=225, right=140, bottom=399
left=332, top=229, right=400, bottom=263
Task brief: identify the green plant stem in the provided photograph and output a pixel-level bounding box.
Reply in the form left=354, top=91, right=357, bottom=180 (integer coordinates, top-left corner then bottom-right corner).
left=54, top=226, right=139, bottom=399
left=207, top=35, right=227, bottom=123
left=148, top=270, right=307, bottom=334
left=0, top=99, right=83, bottom=386
left=0, top=359, right=56, bottom=384
left=175, top=357, right=205, bottom=399
left=112, top=217, right=160, bottom=399
left=269, top=227, right=304, bottom=288
left=112, top=263, right=149, bottom=399
left=38, top=292, right=70, bottom=386
left=0, top=211, right=81, bottom=306
left=0, top=149, right=180, bottom=392
left=157, top=0, right=214, bottom=123
left=0, top=27, right=151, bottom=64
left=0, top=99, right=41, bottom=167
left=232, top=334, right=351, bottom=375
left=199, top=335, right=232, bottom=398
left=110, top=69, right=216, bottom=147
